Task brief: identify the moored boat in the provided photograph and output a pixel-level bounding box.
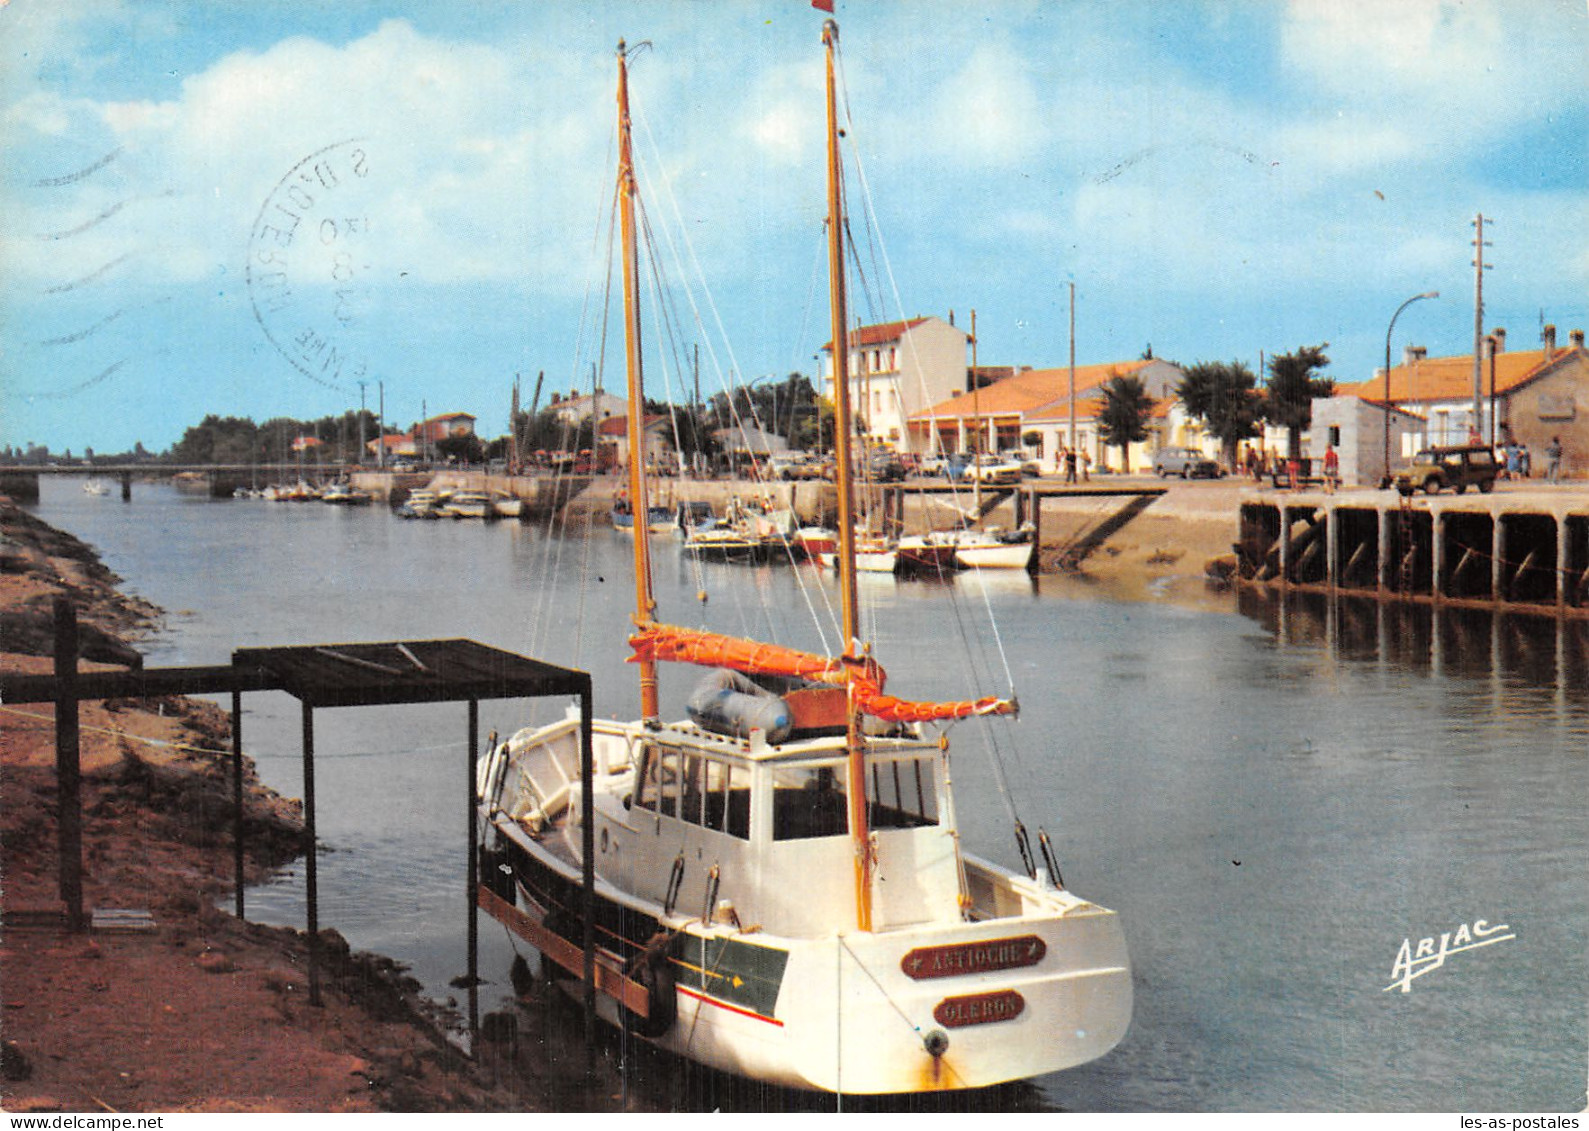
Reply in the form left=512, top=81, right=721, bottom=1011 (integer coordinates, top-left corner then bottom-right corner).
left=476, top=23, right=1129, bottom=1095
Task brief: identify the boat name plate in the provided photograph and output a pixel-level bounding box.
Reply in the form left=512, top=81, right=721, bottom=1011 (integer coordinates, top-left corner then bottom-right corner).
left=932, top=989, right=1026, bottom=1029
left=901, top=935, right=1046, bottom=980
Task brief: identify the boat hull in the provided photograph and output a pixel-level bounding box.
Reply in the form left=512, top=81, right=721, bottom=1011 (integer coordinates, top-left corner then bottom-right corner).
left=478, top=715, right=1132, bottom=1095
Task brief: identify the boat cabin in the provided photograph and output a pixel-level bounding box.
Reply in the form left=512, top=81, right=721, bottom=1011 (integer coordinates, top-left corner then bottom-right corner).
left=487, top=712, right=966, bottom=938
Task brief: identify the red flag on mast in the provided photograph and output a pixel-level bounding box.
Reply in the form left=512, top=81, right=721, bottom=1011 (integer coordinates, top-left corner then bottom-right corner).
left=812, top=0, right=834, bottom=11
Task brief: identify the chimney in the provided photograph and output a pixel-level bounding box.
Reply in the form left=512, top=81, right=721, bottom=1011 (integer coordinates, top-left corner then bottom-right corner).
left=1490, top=327, right=1506, bottom=353
left=1572, top=329, right=1586, bottom=350
left=1543, top=324, right=1557, bottom=355
left=948, top=309, right=955, bottom=327
left=1403, top=345, right=1427, bottom=365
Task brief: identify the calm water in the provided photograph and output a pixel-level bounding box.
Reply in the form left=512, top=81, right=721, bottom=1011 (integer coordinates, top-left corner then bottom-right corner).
left=29, top=478, right=1589, bottom=1112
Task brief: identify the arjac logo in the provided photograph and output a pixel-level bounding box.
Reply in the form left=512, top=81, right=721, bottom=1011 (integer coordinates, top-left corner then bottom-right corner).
left=1384, top=918, right=1515, bottom=993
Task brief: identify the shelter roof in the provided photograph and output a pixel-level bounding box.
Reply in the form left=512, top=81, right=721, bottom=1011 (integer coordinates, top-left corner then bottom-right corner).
left=232, top=639, right=587, bottom=710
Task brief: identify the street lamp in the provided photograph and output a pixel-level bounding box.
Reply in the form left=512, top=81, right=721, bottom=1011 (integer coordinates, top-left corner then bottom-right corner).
left=1383, top=291, right=1439, bottom=485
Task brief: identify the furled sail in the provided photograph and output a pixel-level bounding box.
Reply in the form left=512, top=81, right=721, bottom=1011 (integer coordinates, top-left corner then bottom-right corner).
left=628, top=623, right=1015, bottom=724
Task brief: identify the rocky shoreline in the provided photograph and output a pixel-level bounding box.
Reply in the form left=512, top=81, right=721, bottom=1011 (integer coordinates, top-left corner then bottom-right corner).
left=0, top=497, right=629, bottom=1113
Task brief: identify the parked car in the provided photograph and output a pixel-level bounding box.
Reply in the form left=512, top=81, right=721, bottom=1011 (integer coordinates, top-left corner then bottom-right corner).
left=963, top=455, right=1026, bottom=485
left=1152, top=447, right=1222, bottom=478
left=999, top=450, right=1042, bottom=477
left=1394, top=445, right=1499, bottom=496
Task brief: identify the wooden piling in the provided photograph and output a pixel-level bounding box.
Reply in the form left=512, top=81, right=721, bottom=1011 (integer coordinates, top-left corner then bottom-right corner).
left=301, top=701, right=321, bottom=1007
left=53, top=598, right=85, bottom=932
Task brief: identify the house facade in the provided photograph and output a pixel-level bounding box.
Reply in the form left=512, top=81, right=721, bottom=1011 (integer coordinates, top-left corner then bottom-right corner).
left=413, top=412, right=476, bottom=445
left=821, top=316, right=970, bottom=452
left=911, top=357, right=1185, bottom=472
left=1327, top=325, right=1588, bottom=481
left=550, top=390, right=627, bottom=427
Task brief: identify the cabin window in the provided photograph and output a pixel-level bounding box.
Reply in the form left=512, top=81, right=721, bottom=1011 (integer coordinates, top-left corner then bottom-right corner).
left=868, top=755, right=939, bottom=829
left=635, top=746, right=749, bottom=839
left=772, top=763, right=851, bottom=841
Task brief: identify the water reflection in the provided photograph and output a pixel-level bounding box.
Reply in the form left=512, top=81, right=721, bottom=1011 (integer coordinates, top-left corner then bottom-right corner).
left=1238, top=587, right=1589, bottom=706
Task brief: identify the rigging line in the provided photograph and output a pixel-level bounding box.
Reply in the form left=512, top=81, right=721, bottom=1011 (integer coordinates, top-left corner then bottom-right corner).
left=832, top=43, right=1030, bottom=829
left=522, top=114, right=621, bottom=682
left=836, top=66, right=1019, bottom=703
left=630, top=113, right=840, bottom=655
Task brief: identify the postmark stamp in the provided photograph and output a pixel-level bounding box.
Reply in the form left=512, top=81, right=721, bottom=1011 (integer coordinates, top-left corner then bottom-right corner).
left=246, top=138, right=377, bottom=389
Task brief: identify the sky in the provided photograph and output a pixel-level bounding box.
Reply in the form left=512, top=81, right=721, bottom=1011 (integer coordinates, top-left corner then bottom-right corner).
left=2, top=0, right=1585, bottom=455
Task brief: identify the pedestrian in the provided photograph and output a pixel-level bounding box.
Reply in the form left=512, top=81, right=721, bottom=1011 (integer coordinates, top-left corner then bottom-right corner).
left=1546, top=436, right=1563, bottom=483
left=1323, top=444, right=1339, bottom=493
left=1505, top=443, right=1520, bottom=480
left=1064, top=447, right=1078, bottom=484
left=1520, top=445, right=1532, bottom=478
left=1080, top=448, right=1091, bottom=482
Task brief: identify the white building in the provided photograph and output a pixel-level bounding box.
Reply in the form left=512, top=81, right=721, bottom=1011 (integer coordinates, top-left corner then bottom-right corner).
left=820, top=316, right=970, bottom=453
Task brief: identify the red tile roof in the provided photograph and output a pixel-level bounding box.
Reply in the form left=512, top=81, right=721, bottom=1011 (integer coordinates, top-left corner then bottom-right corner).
left=822, top=317, right=939, bottom=352
left=1336, top=345, right=1585, bottom=404
left=911, top=359, right=1155, bottom=421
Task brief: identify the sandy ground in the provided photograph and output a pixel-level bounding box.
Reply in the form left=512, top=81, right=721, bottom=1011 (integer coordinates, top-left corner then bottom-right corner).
left=0, top=498, right=631, bottom=1113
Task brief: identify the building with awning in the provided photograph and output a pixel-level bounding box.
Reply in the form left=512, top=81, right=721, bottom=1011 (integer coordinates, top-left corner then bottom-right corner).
left=910, top=357, right=1183, bottom=471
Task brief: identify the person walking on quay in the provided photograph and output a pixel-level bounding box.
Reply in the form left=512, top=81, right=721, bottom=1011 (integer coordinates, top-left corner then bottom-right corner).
left=1546, top=436, right=1563, bottom=483
left=1323, top=443, right=1339, bottom=494
left=1080, top=448, right=1091, bottom=481
left=1064, top=446, right=1078, bottom=484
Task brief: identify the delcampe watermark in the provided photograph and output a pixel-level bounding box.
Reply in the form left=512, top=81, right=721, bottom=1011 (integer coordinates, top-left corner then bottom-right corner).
left=1383, top=917, right=1515, bottom=993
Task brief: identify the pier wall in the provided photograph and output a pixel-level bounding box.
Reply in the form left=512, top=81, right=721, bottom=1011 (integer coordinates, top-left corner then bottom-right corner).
left=1236, top=490, right=1589, bottom=615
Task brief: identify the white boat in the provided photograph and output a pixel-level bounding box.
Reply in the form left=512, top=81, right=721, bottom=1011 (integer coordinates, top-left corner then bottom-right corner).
left=952, top=526, right=1036, bottom=571
left=82, top=479, right=110, bottom=496
left=476, top=25, right=1129, bottom=1095
left=321, top=481, right=372, bottom=505
left=442, top=490, right=492, bottom=519
left=491, top=492, right=523, bottom=520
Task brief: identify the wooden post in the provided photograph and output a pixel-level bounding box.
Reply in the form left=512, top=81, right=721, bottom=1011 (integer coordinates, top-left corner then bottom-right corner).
left=302, top=701, right=321, bottom=1007
left=579, top=677, right=597, bottom=1061
left=231, top=688, right=245, bottom=920
left=466, top=699, right=480, bottom=1043
left=53, top=598, right=85, bottom=932
left=1027, top=489, right=1041, bottom=575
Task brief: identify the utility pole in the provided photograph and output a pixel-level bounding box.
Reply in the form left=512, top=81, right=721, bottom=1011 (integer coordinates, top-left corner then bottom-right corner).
left=1471, top=213, right=1493, bottom=438
left=376, top=381, right=385, bottom=469
left=357, top=380, right=368, bottom=468
left=1067, top=282, right=1077, bottom=452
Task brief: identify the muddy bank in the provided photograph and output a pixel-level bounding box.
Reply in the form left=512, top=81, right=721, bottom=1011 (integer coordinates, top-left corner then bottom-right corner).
left=0, top=497, right=630, bottom=1113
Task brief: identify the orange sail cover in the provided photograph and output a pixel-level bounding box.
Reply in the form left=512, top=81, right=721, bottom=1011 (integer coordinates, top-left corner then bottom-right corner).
left=628, top=623, right=1014, bottom=724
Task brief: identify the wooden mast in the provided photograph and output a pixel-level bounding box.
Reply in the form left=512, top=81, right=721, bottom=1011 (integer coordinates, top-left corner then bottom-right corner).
left=823, top=18, right=873, bottom=933
left=617, top=40, right=659, bottom=721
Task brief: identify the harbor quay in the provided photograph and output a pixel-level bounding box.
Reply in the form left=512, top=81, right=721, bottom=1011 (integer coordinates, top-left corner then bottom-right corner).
left=1235, top=482, right=1589, bottom=615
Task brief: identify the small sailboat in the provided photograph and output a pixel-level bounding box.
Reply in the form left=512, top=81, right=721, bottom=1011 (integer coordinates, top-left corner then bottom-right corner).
left=476, top=24, right=1129, bottom=1095
left=82, top=478, right=111, bottom=497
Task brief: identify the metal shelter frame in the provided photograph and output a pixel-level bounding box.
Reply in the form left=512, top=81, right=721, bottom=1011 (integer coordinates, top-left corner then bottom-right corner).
left=2, top=603, right=595, bottom=1038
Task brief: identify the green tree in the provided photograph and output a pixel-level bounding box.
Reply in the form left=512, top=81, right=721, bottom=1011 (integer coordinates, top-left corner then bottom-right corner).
left=1263, top=344, right=1333, bottom=460
left=168, top=415, right=260, bottom=464
left=1097, top=373, right=1154, bottom=473
left=1177, top=360, right=1264, bottom=469
left=434, top=432, right=485, bottom=465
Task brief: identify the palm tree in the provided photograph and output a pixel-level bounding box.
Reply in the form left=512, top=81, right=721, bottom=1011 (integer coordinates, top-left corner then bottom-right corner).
left=1097, top=373, right=1154, bottom=473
